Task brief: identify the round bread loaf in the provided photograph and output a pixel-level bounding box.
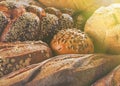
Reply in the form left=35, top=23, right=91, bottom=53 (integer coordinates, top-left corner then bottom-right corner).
left=50, top=29, right=94, bottom=55
left=85, top=4, right=120, bottom=54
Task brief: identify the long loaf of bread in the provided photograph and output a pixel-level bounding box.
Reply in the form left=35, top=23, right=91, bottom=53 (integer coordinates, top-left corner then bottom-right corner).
left=92, top=65, right=120, bottom=86
left=0, top=41, right=52, bottom=77
left=0, top=54, right=120, bottom=86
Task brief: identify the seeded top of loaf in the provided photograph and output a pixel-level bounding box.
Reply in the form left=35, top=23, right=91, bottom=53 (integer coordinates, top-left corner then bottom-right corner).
left=51, top=29, right=94, bottom=54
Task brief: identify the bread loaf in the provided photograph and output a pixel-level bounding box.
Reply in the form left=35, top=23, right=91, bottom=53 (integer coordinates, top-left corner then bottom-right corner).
left=85, top=4, right=120, bottom=54
left=1, top=54, right=120, bottom=86
left=0, top=41, right=52, bottom=77
left=92, top=65, right=120, bottom=86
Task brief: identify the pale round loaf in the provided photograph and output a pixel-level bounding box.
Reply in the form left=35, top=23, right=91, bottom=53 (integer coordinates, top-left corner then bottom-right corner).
left=85, top=4, right=120, bottom=54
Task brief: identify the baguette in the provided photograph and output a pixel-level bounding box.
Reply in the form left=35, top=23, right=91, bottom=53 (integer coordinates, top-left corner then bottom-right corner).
left=1, top=54, right=120, bottom=86
left=92, top=65, right=120, bottom=86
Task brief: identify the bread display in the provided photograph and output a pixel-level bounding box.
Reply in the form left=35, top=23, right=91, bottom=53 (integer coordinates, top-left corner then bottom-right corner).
left=0, top=0, right=120, bottom=86
left=92, top=65, right=120, bottom=86
left=1, top=54, right=120, bottom=86
left=50, top=29, right=94, bottom=55
left=0, top=41, right=52, bottom=77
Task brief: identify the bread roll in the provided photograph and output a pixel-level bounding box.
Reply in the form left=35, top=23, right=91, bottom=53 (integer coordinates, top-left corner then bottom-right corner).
left=50, top=29, right=94, bottom=55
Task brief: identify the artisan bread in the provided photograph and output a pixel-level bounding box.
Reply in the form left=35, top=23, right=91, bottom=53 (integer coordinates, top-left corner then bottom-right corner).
left=0, top=41, right=52, bottom=77
left=1, top=54, right=120, bottom=86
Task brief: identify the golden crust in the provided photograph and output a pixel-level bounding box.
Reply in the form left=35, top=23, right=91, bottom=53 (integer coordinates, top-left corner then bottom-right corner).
left=51, top=29, right=94, bottom=55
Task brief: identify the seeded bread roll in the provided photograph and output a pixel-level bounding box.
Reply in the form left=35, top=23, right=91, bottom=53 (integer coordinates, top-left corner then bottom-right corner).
left=1, top=54, right=120, bottom=86
left=39, top=13, right=59, bottom=43
left=0, top=41, right=52, bottom=77
left=1, top=12, right=40, bottom=42
left=50, top=29, right=94, bottom=55
left=58, top=13, right=73, bottom=29
left=44, top=7, right=74, bottom=29
left=25, top=5, right=46, bottom=18
left=0, top=1, right=46, bottom=42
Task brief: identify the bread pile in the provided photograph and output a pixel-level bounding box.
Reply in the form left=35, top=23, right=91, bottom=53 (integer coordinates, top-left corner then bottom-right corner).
left=0, top=1, right=120, bottom=86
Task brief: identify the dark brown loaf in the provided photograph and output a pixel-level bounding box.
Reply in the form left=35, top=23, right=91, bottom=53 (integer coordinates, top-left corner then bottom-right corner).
left=1, top=54, right=120, bottom=86
left=0, top=41, right=52, bottom=78
left=92, top=65, right=120, bottom=86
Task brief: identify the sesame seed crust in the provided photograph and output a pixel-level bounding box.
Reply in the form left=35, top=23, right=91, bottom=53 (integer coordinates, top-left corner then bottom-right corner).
left=51, top=29, right=94, bottom=55
left=3, top=12, right=40, bottom=42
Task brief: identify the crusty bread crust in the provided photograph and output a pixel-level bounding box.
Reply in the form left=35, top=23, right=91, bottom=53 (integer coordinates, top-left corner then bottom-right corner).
left=92, top=65, right=120, bottom=86
left=1, top=54, right=120, bottom=86
left=0, top=41, right=52, bottom=78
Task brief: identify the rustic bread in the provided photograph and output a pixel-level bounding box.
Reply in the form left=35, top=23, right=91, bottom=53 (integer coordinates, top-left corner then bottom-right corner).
left=1, top=54, right=120, bottom=86
left=0, top=41, right=52, bottom=77
left=92, top=65, right=120, bottom=86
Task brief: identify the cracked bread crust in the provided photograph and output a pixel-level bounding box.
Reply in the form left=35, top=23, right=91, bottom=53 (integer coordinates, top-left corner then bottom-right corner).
left=1, top=54, right=120, bottom=86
